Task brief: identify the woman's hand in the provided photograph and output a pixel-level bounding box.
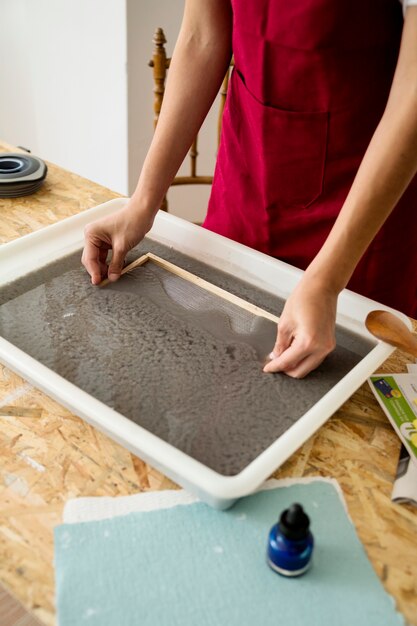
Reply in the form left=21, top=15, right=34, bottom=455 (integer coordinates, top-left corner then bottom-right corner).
left=81, top=1, right=232, bottom=287
left=81, top=203, right=155, bottom=285
left=263, top=277, right=337, bottom=378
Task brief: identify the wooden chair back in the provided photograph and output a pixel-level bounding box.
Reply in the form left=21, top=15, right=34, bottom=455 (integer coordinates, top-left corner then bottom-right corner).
left=149, top=27, right=232, bottom=212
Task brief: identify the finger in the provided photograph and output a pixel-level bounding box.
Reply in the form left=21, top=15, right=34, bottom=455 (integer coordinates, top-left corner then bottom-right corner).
left=108, top=246, right=126, bottom=281
left=263, top=342, right=307, bottom=374
left=99, top=247, right=109, bottom=263
left=82, top=241, right=103, bottom=286
left=263, top=332, right=323, bottom=373
left=281, top=352, right=327, bottom=379
left=264, top=335, right=332, bottom=377
left=99, top=260, right=109, bottom=279
left=270, top=321, right=293, bottom=359
left=97, top=248, right=109, bottom=281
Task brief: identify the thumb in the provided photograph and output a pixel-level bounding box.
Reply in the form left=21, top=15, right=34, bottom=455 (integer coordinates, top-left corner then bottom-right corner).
left=108, top=246, right=126, bottom=281
left=263, top=321, right=293, bottom=373
left=271, top=321, right=293, bottom=360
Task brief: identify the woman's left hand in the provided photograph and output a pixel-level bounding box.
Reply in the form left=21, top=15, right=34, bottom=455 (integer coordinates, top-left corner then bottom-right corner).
left=263, top=277, right=338, bottom=378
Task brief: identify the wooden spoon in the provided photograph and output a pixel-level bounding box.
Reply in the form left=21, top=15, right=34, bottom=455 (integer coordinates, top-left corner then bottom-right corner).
left=365, top=310, right=417, bottom=356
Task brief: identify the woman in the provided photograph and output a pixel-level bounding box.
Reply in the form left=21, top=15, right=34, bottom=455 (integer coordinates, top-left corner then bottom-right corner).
left=82, top=0, right=417, bottom=377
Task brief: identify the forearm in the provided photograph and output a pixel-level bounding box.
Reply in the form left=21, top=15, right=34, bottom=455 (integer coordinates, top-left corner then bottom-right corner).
left=131, top=0, right=232, bottom=217
left=305, top=7, right=417, bottom=294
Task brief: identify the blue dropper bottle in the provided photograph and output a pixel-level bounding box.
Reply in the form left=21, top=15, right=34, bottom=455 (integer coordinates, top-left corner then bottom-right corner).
left=267, top=503, right=314, bottom=577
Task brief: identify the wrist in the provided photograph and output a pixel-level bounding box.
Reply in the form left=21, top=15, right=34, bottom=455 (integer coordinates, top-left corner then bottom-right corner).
left=124, top=195, right=158, bottom=223
left=299, top=266, right=344, bottom=299
left=129, top=175, right=169, bottom=219
left=128, top=195, right=158, bottom=216
left=118, top=200, right=156, bottom=236
left=302, top=244, right=358, bottom=295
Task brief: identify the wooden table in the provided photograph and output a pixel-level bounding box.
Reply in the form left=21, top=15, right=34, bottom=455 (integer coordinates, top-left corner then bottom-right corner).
left=0, top=142, right=416, bottom=626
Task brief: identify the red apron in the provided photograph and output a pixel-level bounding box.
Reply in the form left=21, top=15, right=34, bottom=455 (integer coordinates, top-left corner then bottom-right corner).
left=203, top=0, right=417, bottom=317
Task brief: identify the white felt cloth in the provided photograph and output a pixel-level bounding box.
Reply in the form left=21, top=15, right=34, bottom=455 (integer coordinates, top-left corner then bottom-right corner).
left=63, top=477, right=347, bottom=523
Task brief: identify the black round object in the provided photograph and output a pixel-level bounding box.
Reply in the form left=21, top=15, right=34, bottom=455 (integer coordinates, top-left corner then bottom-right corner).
left=0, top=153, right=47, bottom=197
left=278, top=503, right=310, bottom=540
left=0, top=158, right=25, bottom=174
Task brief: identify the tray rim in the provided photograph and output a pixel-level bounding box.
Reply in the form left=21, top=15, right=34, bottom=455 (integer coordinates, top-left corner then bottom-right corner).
left=0, top=199, right=404, bottom=508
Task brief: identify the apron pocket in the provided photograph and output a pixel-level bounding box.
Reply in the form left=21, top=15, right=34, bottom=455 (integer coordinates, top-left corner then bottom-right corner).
left=232, top=70, right=328, bottom=211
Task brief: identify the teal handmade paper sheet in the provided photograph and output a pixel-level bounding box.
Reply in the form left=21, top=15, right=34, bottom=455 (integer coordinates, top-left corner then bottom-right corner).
left=55, top=481, right=404, bottom=626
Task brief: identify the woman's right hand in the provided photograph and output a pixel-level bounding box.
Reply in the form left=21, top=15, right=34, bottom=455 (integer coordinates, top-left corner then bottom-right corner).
left=81, top=203, right=155, bottom=285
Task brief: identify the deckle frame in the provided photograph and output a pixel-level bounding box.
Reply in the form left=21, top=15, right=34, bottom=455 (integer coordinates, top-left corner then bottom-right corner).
left=100, top=252, right=280, bottom=326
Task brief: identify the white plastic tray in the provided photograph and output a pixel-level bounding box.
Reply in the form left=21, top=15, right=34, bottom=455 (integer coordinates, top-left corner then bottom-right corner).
left=0, top=199, right=409, bottom=508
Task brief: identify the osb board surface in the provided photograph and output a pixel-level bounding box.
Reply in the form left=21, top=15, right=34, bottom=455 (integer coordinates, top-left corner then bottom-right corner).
left=0, top=144, right=416, bottom=626
left=0, top=141, right=122, bottom=244
left=0, top=581, right=42, bottom=626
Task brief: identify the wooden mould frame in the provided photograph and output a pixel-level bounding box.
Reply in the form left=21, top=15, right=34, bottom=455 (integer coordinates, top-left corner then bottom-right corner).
left=100, top=252, right=280, bottom=326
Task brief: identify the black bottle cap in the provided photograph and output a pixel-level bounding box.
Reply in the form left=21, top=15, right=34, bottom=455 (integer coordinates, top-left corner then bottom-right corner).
left=279, top=503, right=310, bottom=540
